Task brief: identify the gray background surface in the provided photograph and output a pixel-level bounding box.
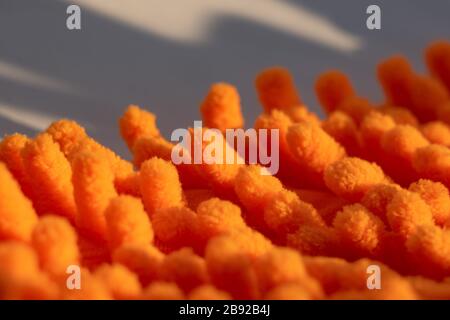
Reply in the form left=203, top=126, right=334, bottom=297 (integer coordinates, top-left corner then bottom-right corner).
left=0, top=0, right=449, bottom=158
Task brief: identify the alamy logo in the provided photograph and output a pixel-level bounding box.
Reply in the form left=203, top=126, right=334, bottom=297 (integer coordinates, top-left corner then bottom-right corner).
left=170, top=121, right=279, bottom=175
left=66, top=5, right=81, bottom=30
left=366, top=5, right=381, bottom=30
left=66, top=265, right=81, bottom=290
left=366, top=264, right=381, bottom=290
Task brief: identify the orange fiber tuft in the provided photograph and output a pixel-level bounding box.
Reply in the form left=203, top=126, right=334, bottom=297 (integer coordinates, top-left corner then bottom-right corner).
left=255, top=247, right=323, bottom=298
left=379, top=105, right=419, bottom=127
left=132, top=136, right=206, bottom=188
left=46, top=119, right=87, bottom=157
left=315, top=70, right=356, bottom=114
left=119, top=105, right=160, bottom=151
left=284, top=105, right=321, bottom=125
left=67, top=136, right=134, bottom=189
left=112, top=244, right=164, bottom=286
left=333, top=204, right=385, bottom=259
left=407, top=225, right=450, bottom=279
left=380, top=125, right=429, bottom=185
left=254, top=109, right=306, bottom=186
left=287, top=122, right=346, bottom=185
left=336, top=96, right=374, bottom=124
left=0, top=134, right=34, bottom=198
left=409, top=179, right=450, bottom=226
left=409, top=75, right=449, bottom=121
left=132, top=136, right=173, bottom=167
left=377, top=55, right=414, bottom=108
left=72, top=151, right=118, bottom=241
left=386, top=190, right=434, bottom=240
left=93, top=263, right=142, bottom=299
left=321, top=111, right=360, bottom=156
left=324, top=157, right=386, bottom=201
left=22, top=133, right=77, bottom=222
left=263, top=189, right=324, bottom=239
left=293, top=188, right=349, bottom=225
left=105, top=195, right=154, bottom=251
left=142, top=281, right=185, bottom=300
left=425, top=41, right=450, bottom=93
left=151, top=206, right=197, bottom=251
left=138, top=157, right=184, bottom=217
left=413, top=144, right=450, bottom=187
left=0, top=241, right=59, bottom=300
left=234, top=165, right=283, bottom=214
left=264, top=283, right=314, bottom=300
left=361, top=183, right=402, bottom=224
left=31, top=215, right=79, bottom=277
left=255, top=67, right=301, bottom=112
left=205, top=235, right=260, bottom=299
left=287, top=224, right=337, bottom=257
left=159, top=248, right=209, bottom=293
left=0, top=162, right=38, bottom=242
left=359, top=111, right=396, bottom=160
left=421, top=121, right=450, bottom=147
left=77, top=233, right=111, bottom=269
left=188, top=285, right=232, bottom=300
left=188, top=127, right=244, bottom=197
left=381, top=125, right=429, bottom=162
left=195, top=198, right=247, bottom=245
left=0, top=241, right=40, bottom=281
left=409, top=276, right=450, bottom=300
left=200, top=82, right=244, bottom=131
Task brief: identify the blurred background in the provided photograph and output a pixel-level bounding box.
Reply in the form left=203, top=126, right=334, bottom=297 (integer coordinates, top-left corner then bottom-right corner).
left=0, top=0, right=449, bottom=158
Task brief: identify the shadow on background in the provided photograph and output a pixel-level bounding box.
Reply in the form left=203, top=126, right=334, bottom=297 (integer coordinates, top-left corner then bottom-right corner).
left=0, top=0, right=449, bottom=157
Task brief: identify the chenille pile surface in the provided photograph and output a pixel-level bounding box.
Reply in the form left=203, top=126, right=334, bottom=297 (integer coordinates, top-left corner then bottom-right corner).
left=1, top=41, right=450, bottom=300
